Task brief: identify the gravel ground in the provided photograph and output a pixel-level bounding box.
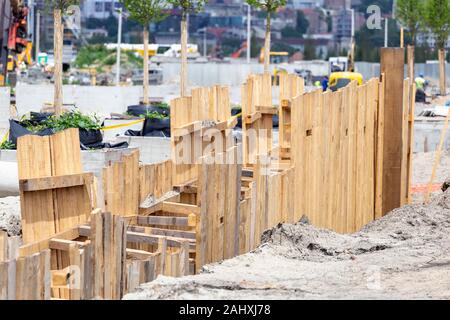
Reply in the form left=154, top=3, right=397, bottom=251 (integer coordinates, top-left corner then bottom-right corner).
left=0, top=196, right=21, bottom=236
left=125, top=191, right=450, bottom=300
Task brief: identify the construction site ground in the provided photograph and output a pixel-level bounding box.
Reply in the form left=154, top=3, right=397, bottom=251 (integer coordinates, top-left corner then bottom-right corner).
left=2, top=94, right=450, bottom=300
left=124, top=180, right=450, bottom=300
left=1, top=148, right=449, bottom=299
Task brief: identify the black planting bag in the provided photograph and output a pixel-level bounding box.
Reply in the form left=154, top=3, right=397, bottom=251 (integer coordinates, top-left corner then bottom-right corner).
left=29, top=112, right=53, bottom=124
left=124, top=129, right=141, bottom=136
left=9, top=120, right=53, bottom=147
left=79, top=129, right=103, bottom=147
left=141, top=118, right=170, bottom=137
left=127, top=104, right=170, bottom=117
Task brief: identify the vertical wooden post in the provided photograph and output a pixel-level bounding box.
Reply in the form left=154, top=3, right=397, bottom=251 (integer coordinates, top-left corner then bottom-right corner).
left=143, top=25, right=150, bottom=105
left=406, top=46, right=416, bottom=204
left=264, top=12, right=271, bottom=74
left=180, top=15, right=188, bottom=97
left=53, top=9, right=64, bottom=116
left=438, top=48, right=446, bottom=96
left=400, top=27, right=404, bottom=48
left=380, top=48, right=405, bottom=215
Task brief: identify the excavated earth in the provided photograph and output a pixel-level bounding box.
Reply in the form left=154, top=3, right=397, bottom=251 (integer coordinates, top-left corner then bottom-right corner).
left=124, top=192, right=450, bottom=300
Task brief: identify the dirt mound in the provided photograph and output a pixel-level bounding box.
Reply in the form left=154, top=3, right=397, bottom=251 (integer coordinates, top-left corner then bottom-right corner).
left=124, top=191, right=450, bottom=300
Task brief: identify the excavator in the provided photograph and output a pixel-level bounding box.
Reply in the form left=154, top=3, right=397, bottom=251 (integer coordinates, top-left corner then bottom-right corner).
left=0, top=0, right=31, bottom=86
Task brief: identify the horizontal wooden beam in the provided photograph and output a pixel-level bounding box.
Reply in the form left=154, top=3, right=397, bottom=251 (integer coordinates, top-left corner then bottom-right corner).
left=172, top=121, right=203, bottom=138
left=19, top=173, right=94, bottom=192
left=49, top=239, right=87, bottom=251
left=78, top=225, right=195, bottom=250
left=127, top=231, right=195, bottom=249
left=126, top=248, right=158, bottom=260
left=19, top=227, right=80, bottom=257
left=162, top=202, right=200, bottom=215
left=244, top=112, right=261, bottom=124
left=128, top=225, right=195, bottom=240
left=147, top=227, right=196, bottom=240
left=137, top=215, right=196, bottom=227
left=256, top=106, right=278, bottom=115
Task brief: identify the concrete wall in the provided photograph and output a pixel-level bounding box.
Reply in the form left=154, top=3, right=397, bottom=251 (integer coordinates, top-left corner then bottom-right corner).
left=14, top=83, right=250, bottom=117
left=414, top=119, right=450, bottom=153
left=161, top=62, right=264, bottom=87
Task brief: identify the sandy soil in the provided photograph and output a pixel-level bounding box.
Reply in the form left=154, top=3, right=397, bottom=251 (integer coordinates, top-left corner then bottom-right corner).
left=125, top=192, right=450, bottom=300
left=0, top=196, right=21, bottom=236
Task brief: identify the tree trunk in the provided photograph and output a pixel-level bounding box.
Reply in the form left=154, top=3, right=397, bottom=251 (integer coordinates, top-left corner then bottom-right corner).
left=143, top=25, right=150, bottom=105
left=53, top=9, right=64, bottom=116
left=264, top=12, right=271, bottom=74
left=180, top=15, right=188, bottom=97
left=438, top=48, right=446, bottom=96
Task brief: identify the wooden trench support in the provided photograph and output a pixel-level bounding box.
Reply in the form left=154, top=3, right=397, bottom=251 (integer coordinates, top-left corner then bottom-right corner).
left=1, top=66, right=416, bottom=299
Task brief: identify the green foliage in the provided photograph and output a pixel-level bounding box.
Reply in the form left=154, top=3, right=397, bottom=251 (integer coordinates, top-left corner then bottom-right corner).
left=355, top=18, right=401, bottom=61
left=296, top=10, right=309, bottom=34
left=221, top=37, right=243, bottom=56
left=167, top=0, right=208, bottom=18
left=0, top=140, right=15, bottom=150
left=44, top=0, right=80, bottom=13
left=120, top=0, right=169, bottom=26
left=245, top=0, right=287, bottom=13
left=44, top=111, right=102, bottom=131
left=19, top=111, right=102, bottom=133
left=423, top=0, right=450, bottom=49
left=250, top=35, right=262, bottom=58
left=303, top=40, right=316, bottom=60
left=396, top=0, right=424, bottom=43
left=155, top=102, right=170, bottom=109
left=74, top=45, right=143, bottom=70
left=281, top=26, right=303, bottom=38
left=142, top=111, right=169, bottom=119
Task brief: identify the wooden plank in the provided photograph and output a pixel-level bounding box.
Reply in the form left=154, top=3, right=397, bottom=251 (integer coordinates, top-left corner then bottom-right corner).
left=375, top=75, right=385, bottom=219
left=157, top=237, right=167, bottom=275
left=19, top=227, right=79, bottom=257
left=68, top=244, right=81, bottom=300
left=49, top=239, right=86, bottom=251
left=102, top=212, right=112, bottom=299
left=162, top=202, right=200, bottom=215
left=17, top=134, right=54, bottom=244
left=179, top=241, right=190, bottom=276
left=256, top=106, right=278, bottom=115
left=196, top=158, right=208, bottom=272
left=91, top=211, right=104, bottom=299
left=146, top=227, right=196, bottom=240
left=136, top=215, right=195, bottom=227
left=244, top=111, right=262, bottom=124
left=19, top=173, right=94, bottom=192
left=0, top=261, right=8, bottom=299
left=380, top=48, right=405, bottom=215
left=0, top=231, right=6, bottom=262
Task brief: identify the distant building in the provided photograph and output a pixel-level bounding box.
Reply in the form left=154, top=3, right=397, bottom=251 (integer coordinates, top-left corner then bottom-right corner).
left=289, top=0, right=324, bottom=9
left=302, top=8, right=328, bottom=34
left=417, top=32, right=450, bottom=49
left=324, top=0, right=346, bottom=10
left=81, top=0, right=121, bottom=19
